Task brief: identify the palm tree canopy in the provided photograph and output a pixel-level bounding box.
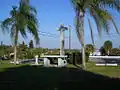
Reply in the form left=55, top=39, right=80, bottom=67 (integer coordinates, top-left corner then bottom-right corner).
left=104, top=40, right=112, bottom=52
left=1, top=0, right=39, bottom=45
left=85, top=44, right=94, bottom=53
left=71, top=0, right=120, bottom=44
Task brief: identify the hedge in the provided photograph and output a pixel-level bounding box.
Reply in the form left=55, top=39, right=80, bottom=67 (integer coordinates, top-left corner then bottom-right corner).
left=109, top=48, right=120, bottom=56
left=65, top=51, right=89, bottom=65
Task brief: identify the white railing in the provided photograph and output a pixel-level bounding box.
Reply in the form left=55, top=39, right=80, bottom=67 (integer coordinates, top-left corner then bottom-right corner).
left=89, top=56, right=120, bottom=66
left=89, top=56, right=120, bottom=59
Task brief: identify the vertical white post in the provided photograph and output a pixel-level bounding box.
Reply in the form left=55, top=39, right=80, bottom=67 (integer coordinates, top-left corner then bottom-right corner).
left=60, top=29, right=65, bottom=56
left=58, top=24, right=68, bottom=56
left=44, top=57, right=50, bottom=67
left=58, top=58, right=63, bottom=67
left=35, top=55, right=39, bottom=65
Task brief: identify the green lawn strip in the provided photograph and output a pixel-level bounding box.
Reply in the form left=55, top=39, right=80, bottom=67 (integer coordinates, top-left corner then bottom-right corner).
left=0, top=61, right=120, bottom=89
left=86, top=62, right=120, bottom=78
left=0, top=61, right=120, bottom=78
left=0, top=60, right=28, bottom=72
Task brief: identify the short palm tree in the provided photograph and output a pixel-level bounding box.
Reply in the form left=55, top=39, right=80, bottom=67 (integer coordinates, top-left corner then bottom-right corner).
left=1, top=0, right=40, bottom=63
left=85, top=44, right=94, bottom=54
left=70, top=0, right=120, bottom=68
left=104, top=40, right=112, bottom=55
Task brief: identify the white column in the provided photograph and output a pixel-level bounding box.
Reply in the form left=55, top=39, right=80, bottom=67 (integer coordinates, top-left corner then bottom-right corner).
left=60, top=29, right=65, bottom=56
left=44, top=58, right=50, bottom=67
left=35, top=55, right=39, bottom=65
left=58, top=58, right=63, bottom=67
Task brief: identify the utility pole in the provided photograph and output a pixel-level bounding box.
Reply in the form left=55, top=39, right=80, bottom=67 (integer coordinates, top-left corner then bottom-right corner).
left=58, top=24, right=68, bottom=56
left=69, top=25, right=72, bottom=50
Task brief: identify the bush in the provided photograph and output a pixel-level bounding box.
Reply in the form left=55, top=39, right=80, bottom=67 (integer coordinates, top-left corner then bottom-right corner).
left=109, top=48, right=120, bottom=56
left=65, top=51, right=89, bottom=65
left=85, top=52, right=89, bottom=62
left=17, top=48, right=44, bottom=59
left=99, top=46, right=106, bottom=56
left=46, top=49, right=60, bottom=55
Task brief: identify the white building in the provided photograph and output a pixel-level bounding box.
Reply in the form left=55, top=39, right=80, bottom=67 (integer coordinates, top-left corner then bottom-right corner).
left=90, top=49, right=101, bottom=56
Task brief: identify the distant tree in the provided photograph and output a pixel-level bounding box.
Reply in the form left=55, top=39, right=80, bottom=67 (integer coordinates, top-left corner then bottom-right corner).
left=104, top=40, right=112, bottom=55
left=29, top=40, right=34, bottom=48
left=22, top=41, right=25, bottom=45
left=100, top=46, right=106, bottom=56
left=110, top=48, right=120, bottom=56
left=18, top=42, right=27, bottom=51
left=1, top=41, right=3, bottom=46
left=85, top=44, right=94, bottom=54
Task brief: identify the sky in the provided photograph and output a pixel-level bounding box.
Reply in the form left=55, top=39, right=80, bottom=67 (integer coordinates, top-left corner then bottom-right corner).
left=0, top=0, right=120, bottom=49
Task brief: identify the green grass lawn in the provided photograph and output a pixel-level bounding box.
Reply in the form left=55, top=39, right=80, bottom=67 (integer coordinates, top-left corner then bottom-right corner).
left=86, top=62, right=120, bottom=78
left=0, top=60, right=120, bottom=90
left=68, top=62, right=120, bottom=78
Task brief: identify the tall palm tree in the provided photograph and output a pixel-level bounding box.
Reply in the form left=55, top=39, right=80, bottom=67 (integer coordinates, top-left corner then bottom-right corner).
left=1, top=0, right=39, bottom=64
left=70, top=0, right=120, bottom=68
left=104, top=40, right=112, bottom=55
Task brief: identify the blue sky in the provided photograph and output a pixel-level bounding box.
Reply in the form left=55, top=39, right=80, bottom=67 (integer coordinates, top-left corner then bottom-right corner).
left=0, top=0, right=120, bottom=49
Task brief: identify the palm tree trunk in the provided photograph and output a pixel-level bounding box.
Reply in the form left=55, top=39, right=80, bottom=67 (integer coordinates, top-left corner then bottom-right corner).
left=79, top=11, right=86, bottom=69
left=82, top=44, right=86, bottom=68
left=13, top=29, right=18, bottom=64
left=14, top=45, right=17, bottom=63
left=76, top=10, right=86, bottom=69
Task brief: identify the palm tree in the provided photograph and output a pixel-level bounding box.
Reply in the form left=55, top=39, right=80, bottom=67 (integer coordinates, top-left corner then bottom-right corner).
left=1, top=0, right=39, bottom=64
left=70, top=0, right=120, bottom=68
left=29, top=40, right=34, bottom=48
left=104, top=40, right=112, bottom=55
left=85, top=44, right=94, bottom=54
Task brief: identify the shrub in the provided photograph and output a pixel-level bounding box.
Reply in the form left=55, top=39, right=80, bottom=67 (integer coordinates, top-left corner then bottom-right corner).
left=100, top=46, right=106, bottom=56
left=85, top=52, right=89, bottom=62
left=85, top=44, right=94, bottom=54
left=17, top=48, right=43, bottom=59
left=109, top=48, right=120, bottom=56
left=46, top=49, right=60, bottom=55
left=65, top=51, right=89, bottom=65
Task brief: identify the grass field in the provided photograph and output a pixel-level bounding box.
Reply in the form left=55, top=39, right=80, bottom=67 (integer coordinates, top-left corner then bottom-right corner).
left=86, top=62, right=120, bottom=78
left=0, top=60, right=120, bottom=90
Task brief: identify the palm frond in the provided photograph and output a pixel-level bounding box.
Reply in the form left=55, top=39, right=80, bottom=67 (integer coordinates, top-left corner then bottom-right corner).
left=27, top=20, right=40, bottom=45
left=10, top=24, right=18, bottom=45
left=111, top=18, right=120, bottom=34
left=90, top=6, right=115, bottom=34
left=10, top=24, right=16, bottom=40
left=20, top=0, right=29, bottom=4
left=89, top=8, right=102, bottom=36
left=19, top=0, right=36, bottom=15
left=95, top=7, right=119, bottom=34
left=10, top=6, right=18, bottom=17
left=88, top=18, right=94, bottom=45
left=19, top=28, right=27, bottom=39
left=27, top=13, right=38, bottom=25
left=71, top=0, right=84, bottom=13
left=99, top=0, right=120, bottom=12
left=19, top=0, right=39, bottom=44
left=83, top=0, right=93, bottom=9
left=29, top=6, right=37, bottom=15
left=1, top=18, right=13, bottom=33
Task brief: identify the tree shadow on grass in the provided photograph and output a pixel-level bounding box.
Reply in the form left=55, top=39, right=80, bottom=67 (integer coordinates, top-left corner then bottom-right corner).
left=0, top=65, right=120, bottom=90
